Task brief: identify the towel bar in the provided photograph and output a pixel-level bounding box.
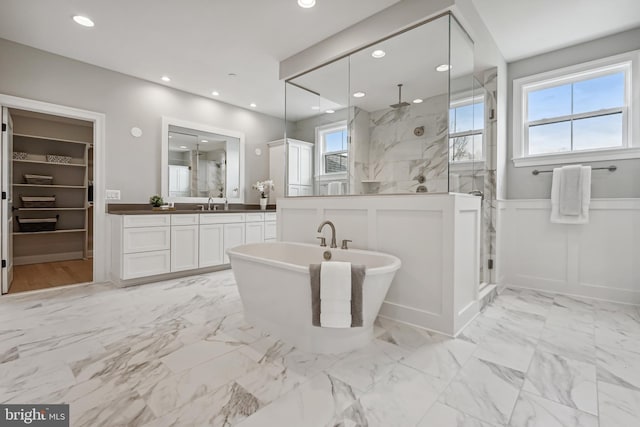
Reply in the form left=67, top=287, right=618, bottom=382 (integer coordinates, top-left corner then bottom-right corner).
left=532, top=165, right=617, bottom=175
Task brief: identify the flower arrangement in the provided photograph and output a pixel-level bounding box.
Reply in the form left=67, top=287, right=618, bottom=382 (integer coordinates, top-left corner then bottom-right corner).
left=252, top=180, right=274, bottom=199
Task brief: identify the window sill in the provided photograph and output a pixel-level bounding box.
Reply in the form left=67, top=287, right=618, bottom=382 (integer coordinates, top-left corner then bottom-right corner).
left=512, top=147, right=640, bottom=168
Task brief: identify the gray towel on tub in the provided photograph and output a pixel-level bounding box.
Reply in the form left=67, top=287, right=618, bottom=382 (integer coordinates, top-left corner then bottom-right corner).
left=309, top=263, right=366, bottom=327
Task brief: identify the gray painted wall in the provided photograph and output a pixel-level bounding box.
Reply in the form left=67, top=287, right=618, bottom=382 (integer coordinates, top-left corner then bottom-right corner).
left=506, top=27, right=640, bottom=199
left=0, top=38, right=285, bottom=204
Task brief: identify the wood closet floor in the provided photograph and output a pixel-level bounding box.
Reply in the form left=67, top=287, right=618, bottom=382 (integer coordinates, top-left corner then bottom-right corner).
left=9, top=259, right=93, bottom=294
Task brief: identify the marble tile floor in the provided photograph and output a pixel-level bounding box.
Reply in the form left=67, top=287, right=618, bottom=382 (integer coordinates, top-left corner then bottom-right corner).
left=1, top=271, right=639, bottom=426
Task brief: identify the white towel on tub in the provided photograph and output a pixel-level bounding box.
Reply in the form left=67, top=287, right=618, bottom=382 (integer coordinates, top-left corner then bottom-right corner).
left=551, top=165, right=591, bottom=224
left=320, top=261, right=351, bottom=328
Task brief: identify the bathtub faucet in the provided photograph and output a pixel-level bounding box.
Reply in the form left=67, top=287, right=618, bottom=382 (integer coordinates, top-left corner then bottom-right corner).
left=317, top=221, right=338, bottom=248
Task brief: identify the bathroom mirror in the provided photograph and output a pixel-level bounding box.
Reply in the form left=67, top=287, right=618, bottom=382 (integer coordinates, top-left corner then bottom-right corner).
left=284, top=14, right=460, bottom=196
left=161, top=117, right=245, bottom=203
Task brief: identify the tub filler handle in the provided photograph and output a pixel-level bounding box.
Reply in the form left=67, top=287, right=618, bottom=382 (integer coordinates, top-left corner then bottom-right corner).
left=317, top=236, right=327, bottom=247
left=341, top=239, right=352, bottom=250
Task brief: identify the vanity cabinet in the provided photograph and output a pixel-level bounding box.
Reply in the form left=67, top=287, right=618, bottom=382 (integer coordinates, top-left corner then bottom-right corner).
left=199, top=224, right=224, bottom=267
left=245, top=212, right=265, bottom=245
left=110, top=211, right=276, bottom=284
left=265, top=212, right=277, bottom=241
left=120, top=215, right=171, bottom=280
left=170, top=214, right=199, bottom=272
left=223, top=223, right=245, bottom=263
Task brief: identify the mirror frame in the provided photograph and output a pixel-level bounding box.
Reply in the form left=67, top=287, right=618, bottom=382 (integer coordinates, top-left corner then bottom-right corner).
left=161, top=116, right=245, bottom=204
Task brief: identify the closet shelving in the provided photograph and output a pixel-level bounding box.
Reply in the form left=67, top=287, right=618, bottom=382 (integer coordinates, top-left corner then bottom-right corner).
left=12, top=132, right=90, bottom=259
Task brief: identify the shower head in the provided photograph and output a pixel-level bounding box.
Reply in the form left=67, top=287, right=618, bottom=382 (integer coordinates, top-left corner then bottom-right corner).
left=390, top=83, right=410, bottom=109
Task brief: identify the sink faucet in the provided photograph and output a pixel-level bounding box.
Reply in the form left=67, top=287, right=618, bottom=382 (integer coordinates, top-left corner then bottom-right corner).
left=207, top=197, right=215, bottom=211
left=317, top=220, right=337, bottom=248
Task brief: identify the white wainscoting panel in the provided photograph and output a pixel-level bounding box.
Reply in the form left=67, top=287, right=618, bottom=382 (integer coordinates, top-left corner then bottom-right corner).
left=498, top=199, right=640, bottom=304
left=277, top=194, right=481, bottom=336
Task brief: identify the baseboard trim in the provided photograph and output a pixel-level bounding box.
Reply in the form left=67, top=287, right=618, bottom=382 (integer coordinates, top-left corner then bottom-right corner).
left=505, top=279, right=640, bottom=306
left=112, top=264, right=232, bottom=288
left=380, top=300, right=451, bottom=335
left=14, top=252, right=85, bottom=266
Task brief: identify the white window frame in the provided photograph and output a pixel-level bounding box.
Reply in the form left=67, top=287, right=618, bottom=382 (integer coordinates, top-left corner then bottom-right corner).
left=315, top=121, right=348, bottom=179
left=449, top=94, right=486, bottom=168
left=512, top=50, right=640, bottom=167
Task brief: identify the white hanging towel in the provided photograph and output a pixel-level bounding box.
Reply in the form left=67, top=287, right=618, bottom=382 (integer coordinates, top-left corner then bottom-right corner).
left=327, top=182, right=343, bottom=195
left=320, top=261, right=352, bottom=328
left=550, top=165, right=591, bottom=224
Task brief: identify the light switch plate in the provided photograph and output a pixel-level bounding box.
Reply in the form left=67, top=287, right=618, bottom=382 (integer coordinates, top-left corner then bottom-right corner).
left=106, top=189, right=121, bottom=200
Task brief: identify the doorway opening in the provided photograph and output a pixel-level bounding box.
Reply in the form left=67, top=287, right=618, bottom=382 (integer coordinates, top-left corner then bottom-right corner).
left=1, top=96, right=105, bottom=295
left=6, top=109, right=93, bottom=293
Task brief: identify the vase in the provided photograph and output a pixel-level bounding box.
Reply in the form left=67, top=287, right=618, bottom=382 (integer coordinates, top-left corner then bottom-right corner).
left=259, top=197, right=268, bottom=210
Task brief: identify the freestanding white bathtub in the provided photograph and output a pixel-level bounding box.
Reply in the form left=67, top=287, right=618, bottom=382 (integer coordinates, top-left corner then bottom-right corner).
left=227, top=242, right=401, bottom=354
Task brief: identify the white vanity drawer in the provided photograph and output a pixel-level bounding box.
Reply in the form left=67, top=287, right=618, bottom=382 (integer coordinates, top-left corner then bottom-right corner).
left=123, top=215, right=171, bottom=228
left=123, top=227, right=171, bottom=254
left=123, top=250, right=170, bottom=279
left=264, top=221, right=277, bottom=240
left=245, top=212, right=265, bottom=222
left=171, top=214, right=199, bottom=226
left=200, top=213, right=246, bottom=224
left=265, top=212, right=277, bottom=221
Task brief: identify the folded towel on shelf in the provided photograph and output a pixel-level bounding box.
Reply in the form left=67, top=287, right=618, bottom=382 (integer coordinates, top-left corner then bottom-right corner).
left=309, top=263, right=366, bottom=328
left=551, top=165, right=591, bottom=224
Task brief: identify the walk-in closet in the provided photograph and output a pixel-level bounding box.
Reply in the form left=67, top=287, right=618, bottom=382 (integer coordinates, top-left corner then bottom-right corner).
left=5, top=108, right=94, bottom=293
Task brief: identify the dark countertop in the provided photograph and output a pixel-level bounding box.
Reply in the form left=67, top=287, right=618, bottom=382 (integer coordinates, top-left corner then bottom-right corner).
left=107, top=202, right=276, bottom=215
left=109, top=209, right=276, bottom=215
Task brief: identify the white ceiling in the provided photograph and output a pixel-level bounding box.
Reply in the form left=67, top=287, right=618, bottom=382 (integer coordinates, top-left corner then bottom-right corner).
left=472, top=0, right=640, bottom=62
left=0, top=0, right=401, bottom=118
left=0, top=0, right=639, bottom=119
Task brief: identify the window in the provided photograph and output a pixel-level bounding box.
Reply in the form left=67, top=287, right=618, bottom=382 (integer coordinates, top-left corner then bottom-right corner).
left=513, top=51, right=639, bottom=166
left=317, top=122, right=348, bottom=175
left=449, top=97, right=484, bottom=162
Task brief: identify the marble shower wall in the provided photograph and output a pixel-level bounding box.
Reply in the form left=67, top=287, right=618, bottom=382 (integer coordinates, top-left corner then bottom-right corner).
left=349, top=107, right=370, bottom=195
left=482, top=69, right=498, bottom=285
left=358, top=93, right=449, bottom=194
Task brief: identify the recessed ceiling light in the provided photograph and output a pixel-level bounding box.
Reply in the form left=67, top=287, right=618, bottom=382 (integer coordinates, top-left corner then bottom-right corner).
left=413, top=98, right=423, bottom=104
left=325, top=109, right=335, bottom=114
left=228, top=73, right=237, bottom=77
left=161, top=76, right=171, bottom=82
left=250, top=103, right=257, bottom=108
left=72, top=15, right=94, bottom=27
left=179, top=145, right=187, bottom=149
left=211, top=91, right=220, bottom=96
left=311, top=106, right=320, bottom=110
left=297, top=0, right=316, bottom=8
left=201, top=139, right=208, bottom=143
left=435, top=64, right=452, bottom=72
left=353, top=92, right=366, bottom=98
left=371, top=50, right=386, bottom=58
